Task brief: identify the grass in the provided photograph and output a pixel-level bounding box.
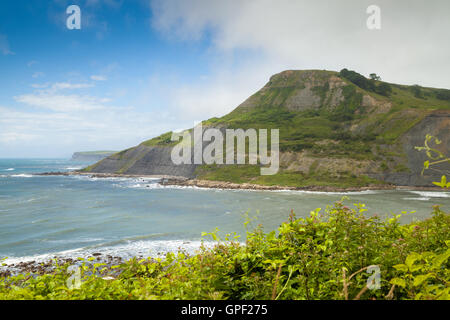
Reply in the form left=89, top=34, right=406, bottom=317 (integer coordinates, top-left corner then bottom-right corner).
left=195, top=165, right=384, bottom=188
left=141, top=131, right=179, bottom=147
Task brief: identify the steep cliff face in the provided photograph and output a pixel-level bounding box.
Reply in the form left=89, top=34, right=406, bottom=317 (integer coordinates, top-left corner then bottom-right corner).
left=83, top=70, right=450, bottom=187
left=85, top=145, right=198, bottom=178
left=372, top=110, right=450, bottom=186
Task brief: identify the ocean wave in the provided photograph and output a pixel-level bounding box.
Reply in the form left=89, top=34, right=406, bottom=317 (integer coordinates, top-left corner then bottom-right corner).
left=3, top=168, right=14, bottom=171
left=115, top=181, right=385, bottom=195
left=83, top=233, right=180, bottom=249
left=1, top=239, right=220, bottom=266
left=10, top=174, right=33, bottom=178
left=403, top=197, right=431, bottom=201
left=1, top=247, right=85, bottom=266
left=25, top=196, right=49, bottom=203
left=60, top=173, right=383, bottom=195
left=123, top=182, right=219, bottom=192
left=70, top=175, right=161, bottom=184
left=269, top=189, right=380, bottom=195
left=40, top=237, right=106, bottom=244
left=31, top=218, right=50, bottom=224
left=409, top=191, right=450, bottom=198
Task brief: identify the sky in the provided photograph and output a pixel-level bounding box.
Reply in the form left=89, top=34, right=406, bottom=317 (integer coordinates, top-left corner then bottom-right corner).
left=0, top=0, right=449, bottom=158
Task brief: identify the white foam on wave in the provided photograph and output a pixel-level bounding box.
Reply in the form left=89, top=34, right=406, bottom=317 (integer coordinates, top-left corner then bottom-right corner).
left=67, top=173, right=387, bottom=196
left=41, top=237, right=105, bottom=244
left=403, top=197, right=431, bottom=201
left=71, top=175, right=161, bottom=183
left=65, top=167, right=82, bottom=170
left=1, top=247, right=84, bottom=266
left=124, top=182, right=220, bottom=192
left=117, top=181, right=385, bottom=196
left=1, top=239, right=221, bottom=266
left=3, top=168, right=14, bottom=171
left=10, top=174, right=33, bottom=178
left=271, top=189, right=380, bottom=195
left=409, top=191, right=450, bottom=198
left=97, top=239, right=217, bottom=259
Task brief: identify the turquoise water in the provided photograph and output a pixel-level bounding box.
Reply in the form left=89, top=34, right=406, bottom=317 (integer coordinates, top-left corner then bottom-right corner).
left=1, top=159, right=449, bottom=264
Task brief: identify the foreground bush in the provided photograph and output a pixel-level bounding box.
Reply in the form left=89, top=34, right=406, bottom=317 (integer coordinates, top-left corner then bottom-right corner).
left=0, top=201, right=449, bottom=300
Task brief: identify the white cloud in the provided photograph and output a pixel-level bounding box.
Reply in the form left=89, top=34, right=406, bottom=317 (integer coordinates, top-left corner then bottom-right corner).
left=0, top=98, right=174, bottom=157
left=0, top=34, right=13, bottom=55
left=0, top=132, right=39, bottom=144
left=32, top=72, right=45, bottom=78
left=51, top=82, right=94, bottom=91
left=141, top=0, right=450, bottom=128
left=31, top=83, right=50, bottom=89
left=30, top=81, right=94, bottom=93
left=14, top=93, right=108, bottom=112
left=166, top=62, right=276, bottom=121
left=15, top=81, right=100, bottom=112
left=90, top=75, right=107, bottom=81
left=0, top=75, right=178, bottom=157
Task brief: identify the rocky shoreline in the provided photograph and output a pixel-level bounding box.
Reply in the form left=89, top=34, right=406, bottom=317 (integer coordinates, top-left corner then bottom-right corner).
left=36, top=171, right=446, bottom=192
left=0, top=253, right=126, bottom=278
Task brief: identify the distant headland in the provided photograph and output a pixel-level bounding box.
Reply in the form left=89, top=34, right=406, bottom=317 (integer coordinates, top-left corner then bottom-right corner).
left=71, top=151, right=117, bottom=162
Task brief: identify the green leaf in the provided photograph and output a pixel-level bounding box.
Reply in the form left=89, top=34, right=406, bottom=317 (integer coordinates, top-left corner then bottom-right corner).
left=432, top=250, right=450, bottom=269
left=393, top=264, right=408, bottom=272
left=405, top=253, right=421, bottom=270
left=390, top=278, right=406, bottom=288
left=433, top=176, right=449, bottom=188
left=413, top=274, right=434, bottom=287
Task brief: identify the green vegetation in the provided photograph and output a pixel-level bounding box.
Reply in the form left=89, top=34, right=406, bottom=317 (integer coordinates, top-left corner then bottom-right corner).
left=369, top=73, right=381, bottom=81
left=195, top=165, right=382, bottom=188
left=141, top=131, right=178, bottom=147
left=339, top=68, right=392, bottom=97
left=436, top=89, right=450, bottom=101
left=1, top=201, right=448, bottom=300
left=82, top=69, right=450, bottom=188
left=416, top=135, right=450, bottom=188
left=209, top=70, right=448, bottom=153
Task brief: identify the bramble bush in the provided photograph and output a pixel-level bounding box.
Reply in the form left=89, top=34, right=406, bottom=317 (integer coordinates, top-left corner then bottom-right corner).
left=0, top=200, right=448, bottom=300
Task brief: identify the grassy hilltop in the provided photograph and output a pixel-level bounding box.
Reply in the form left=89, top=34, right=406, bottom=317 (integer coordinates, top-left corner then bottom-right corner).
left=83, top=69, right=450, bottom=188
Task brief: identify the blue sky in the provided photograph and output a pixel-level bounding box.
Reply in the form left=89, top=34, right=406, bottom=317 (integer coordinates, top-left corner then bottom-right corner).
left=1, top=0, right=449, bottom=157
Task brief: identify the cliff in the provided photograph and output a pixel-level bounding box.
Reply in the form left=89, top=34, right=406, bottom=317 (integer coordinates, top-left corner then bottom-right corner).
left=81, top=69, right=450, bottom=188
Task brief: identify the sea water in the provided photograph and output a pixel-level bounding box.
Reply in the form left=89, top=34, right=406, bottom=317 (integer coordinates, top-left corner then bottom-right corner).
left=0, top=158, right=449, bottom=265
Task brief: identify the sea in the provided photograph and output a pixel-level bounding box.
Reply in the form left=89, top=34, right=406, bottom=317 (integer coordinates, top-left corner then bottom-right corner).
left=0, top=158, right=449, bottom=265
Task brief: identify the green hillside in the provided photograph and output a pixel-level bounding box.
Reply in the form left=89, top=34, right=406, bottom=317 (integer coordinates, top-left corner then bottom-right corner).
left=84, top=69, right=450, bottom=188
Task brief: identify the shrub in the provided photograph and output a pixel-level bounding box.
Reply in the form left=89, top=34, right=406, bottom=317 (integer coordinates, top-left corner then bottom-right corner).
left=375, top=82, right=392, bottom=97
left=1, top=201, right=448, bottom=300
left=411, top=85, right=424, bottom=99
left=339, top=69, right=392, bottom=97
left=435, top=89, right=450, bottom=101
